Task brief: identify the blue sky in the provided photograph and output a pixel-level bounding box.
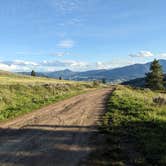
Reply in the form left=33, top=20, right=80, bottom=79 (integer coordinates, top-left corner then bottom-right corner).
left=0, top=0, right=166, bottom=71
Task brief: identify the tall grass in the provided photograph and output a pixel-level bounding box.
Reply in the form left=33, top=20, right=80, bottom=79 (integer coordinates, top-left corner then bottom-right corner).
left=102, top=85, right=166, bottom=166
left=0, top=73, right=98, bottom=121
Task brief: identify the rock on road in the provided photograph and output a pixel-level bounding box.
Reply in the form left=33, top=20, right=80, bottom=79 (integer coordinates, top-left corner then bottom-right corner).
left=0, top=88, right=112, bottom=166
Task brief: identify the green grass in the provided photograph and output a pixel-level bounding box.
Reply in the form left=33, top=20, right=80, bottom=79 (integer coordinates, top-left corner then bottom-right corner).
left=0, top=71, right=100, bottom=121
left=101, top=85, right=166, bottom=166
left=0, top=71, right=86, bottom=85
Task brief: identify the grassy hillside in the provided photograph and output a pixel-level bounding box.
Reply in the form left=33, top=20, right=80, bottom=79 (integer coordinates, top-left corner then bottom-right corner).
left=0, top=71, right=99, bottom=121
left=101, top=86, right=166, bottom=165
left=122, top=75, right=166, bottom=88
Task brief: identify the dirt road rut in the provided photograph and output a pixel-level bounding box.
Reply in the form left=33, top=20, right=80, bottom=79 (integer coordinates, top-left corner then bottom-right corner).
left=0, top=88, right=112, bottom=166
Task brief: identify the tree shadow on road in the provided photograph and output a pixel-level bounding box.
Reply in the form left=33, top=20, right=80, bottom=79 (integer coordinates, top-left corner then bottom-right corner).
left=0, top=124, right=102, bottom=166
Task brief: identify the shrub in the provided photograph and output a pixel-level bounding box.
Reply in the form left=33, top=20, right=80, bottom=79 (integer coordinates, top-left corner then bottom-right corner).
left=153, top=96, right=166, bottom=105
left=93, top=80, right=100, bottom=87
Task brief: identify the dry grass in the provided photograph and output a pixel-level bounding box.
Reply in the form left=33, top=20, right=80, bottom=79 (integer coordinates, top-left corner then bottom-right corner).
left=0, top=71, right=100, bottom=121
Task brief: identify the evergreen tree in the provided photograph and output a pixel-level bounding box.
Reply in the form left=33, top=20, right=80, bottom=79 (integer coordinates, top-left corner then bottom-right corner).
left=102, top=78, right=106, bottom=84
left=145, top=59, right=164, bottom=90
left=31, top=70, right=36, bottom=77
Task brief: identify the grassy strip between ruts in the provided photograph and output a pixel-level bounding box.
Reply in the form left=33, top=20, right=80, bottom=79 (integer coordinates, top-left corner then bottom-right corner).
left=100, top=85, right=166, bottom=166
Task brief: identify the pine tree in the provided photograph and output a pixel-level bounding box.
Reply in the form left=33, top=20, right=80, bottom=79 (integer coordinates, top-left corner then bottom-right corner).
left=145, top=59, right=164, bottom=90
left=31, top=70, right=36, bottom=77
left=102, top=78, right=106, bottom=84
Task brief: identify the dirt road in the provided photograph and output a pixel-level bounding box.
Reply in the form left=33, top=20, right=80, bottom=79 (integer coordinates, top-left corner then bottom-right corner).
left=0, top=88, right=112, bottom=166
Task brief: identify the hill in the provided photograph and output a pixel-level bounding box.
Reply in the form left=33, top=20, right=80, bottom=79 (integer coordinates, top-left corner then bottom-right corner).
left=0, top=70, right=18, bottom=76
left=122, top=74, right=166, bottom=87
left=0, top=70, right=99, bottom=121
left=122, top=77, right=146, bottom=87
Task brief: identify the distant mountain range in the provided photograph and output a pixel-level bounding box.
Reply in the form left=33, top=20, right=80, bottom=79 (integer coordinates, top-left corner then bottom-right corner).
left=18, top=59, right=166, bottom=83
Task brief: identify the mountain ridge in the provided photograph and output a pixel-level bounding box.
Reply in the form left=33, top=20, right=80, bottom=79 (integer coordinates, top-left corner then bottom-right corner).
left=17, top=59, right=166, bottom=82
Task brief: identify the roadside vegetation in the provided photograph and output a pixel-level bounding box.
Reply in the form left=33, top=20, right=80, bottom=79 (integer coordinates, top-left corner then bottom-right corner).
left=0, top=71, right=102, bottom=121
left=84, top=59, right=166, bottom=166
left=99, top=85, right=166, bottom=166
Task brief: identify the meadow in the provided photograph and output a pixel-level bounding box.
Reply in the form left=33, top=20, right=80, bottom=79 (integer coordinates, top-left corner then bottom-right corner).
left=0, top=71, right=99, bottom=121
left=101, top=85, right=166, bottom=166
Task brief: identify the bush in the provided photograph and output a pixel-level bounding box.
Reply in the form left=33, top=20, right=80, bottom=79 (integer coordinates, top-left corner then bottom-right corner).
left=93, top=80, right=100, bottom=87
left=153, top=96, right=166, bottom=105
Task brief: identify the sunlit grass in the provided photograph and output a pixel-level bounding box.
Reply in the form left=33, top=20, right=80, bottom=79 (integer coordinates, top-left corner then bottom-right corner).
left=0, top=73, right=87, bottom=85
left=102, top=85, right=166, bottom=166
left=0, top=72, right=98, bottom=121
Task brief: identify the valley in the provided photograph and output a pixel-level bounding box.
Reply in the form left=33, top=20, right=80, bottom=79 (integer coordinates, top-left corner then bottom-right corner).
left=18, top=59, right=166, bottom=83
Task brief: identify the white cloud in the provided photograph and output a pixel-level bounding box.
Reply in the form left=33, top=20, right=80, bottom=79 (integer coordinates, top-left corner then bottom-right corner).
left=50, top=52, right=70, bottom=57
left=0, top=63, right=18, bottom=71
left=96, top=62, right=112, bottom=69
left=57, top=39, right=75, bottom=48
left=16, top=50, right=71, bottom=57
left=16, top=51, right=43, bottom=56
left=69, top=61, right=88, bottom=70
left=0, top=60, right=111, bottom=72
left=13, top=60, right=38, bottom=66
left=58, top=18, right=83, bottom=27
left=1, top=60, right=38, bottom=66
left=40, top=60, right=88, bottom=71
left=48, top=0, right=80, bottom=13
left=159, top=53, right=166, bottom=58
left=40, top=60, right=71, bottom=67
left=0, top=59, right=143, bottom=72
left=0, top=60, right=39, bottom=72
left=129, top=51, right=153, bottom=58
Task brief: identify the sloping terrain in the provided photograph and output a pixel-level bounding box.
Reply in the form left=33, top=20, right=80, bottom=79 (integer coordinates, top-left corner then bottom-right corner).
left=101, top=86, right=166, bottom=165
left=0, top=71, right=96, bottom=121
left=122, top=74, right=166, bottom=87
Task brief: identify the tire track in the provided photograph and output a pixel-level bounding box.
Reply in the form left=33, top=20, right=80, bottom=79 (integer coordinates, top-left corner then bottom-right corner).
left=0, top=88, right=112, bottom=166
